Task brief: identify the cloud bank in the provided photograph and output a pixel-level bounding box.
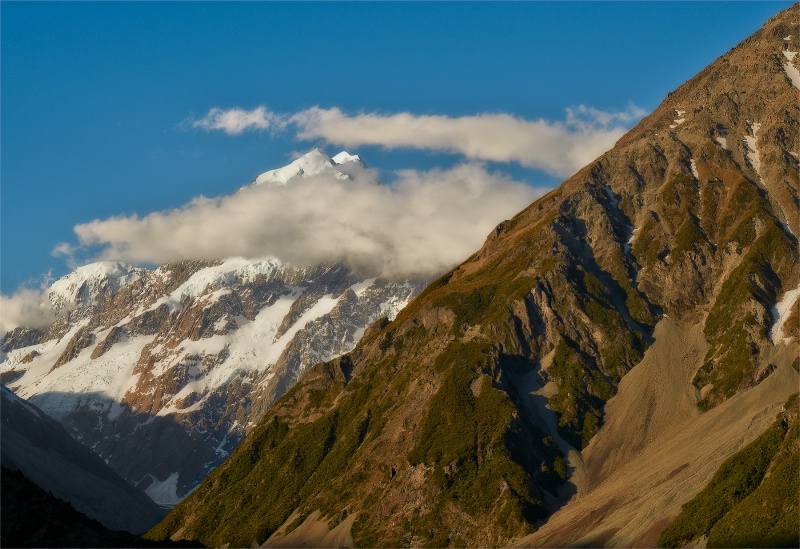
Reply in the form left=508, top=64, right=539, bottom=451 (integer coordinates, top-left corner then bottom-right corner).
left=190, top=104, right=646, bottom=177
left=0, top=288, right=56, bottom=335
left=62, top=162, right=542, bottom=278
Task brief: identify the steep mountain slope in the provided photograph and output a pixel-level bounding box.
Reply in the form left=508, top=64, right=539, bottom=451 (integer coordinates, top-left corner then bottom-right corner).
left=0, top=385, right=165, bottom=534
left=0, top=150, right=428, bottom=505
left=147, top=6, right=799, bottom=548
left=515, top=324, right=797, bottom=547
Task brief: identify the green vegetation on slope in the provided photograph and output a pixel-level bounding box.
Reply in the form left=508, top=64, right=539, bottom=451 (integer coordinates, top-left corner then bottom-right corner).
left=146, top=360, right=355, bottom=547
left=697, top=221, right=791, bottom=409
left=147, top=323, right=568, bottom=548
left=549, top=338, right=615, bottom=448
left=706, top=436, right=799, bottom=547
left=404, top=341, right=565, bottom=546
left=428, top=225, right=650, bottom=451
left=658, top=394, right=799, bottom=548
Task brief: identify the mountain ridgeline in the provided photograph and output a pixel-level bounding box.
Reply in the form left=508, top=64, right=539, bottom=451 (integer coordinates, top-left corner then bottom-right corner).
left=147, top=7, right=799, bottom=547
left=0, top=152, right=428, bottom=506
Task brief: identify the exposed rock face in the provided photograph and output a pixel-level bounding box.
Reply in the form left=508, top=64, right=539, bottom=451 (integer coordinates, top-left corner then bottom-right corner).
left=0, top=258, right=426, bottom=505
left=0, top=386, right=166, bottom=534
left=146, top=7, right=799, bottom=548
left=1, top=327, right=44, bottom=353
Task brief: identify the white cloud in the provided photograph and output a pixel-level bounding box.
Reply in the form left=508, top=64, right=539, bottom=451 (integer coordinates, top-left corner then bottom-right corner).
left=65, top=162, right=543, bottom=278
left=190, top=104, right=646, bottom=177
left=191, top=106, right=281, bottom=135
left=0, top=288, right=56, bottom=334
left=288, top=106, right=645, bottom=178
left=565, top=104, right=647, bottom=131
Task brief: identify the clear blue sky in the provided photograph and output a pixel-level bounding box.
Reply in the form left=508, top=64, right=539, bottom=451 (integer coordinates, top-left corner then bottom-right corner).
left=1, top=1, right=791, bottom=293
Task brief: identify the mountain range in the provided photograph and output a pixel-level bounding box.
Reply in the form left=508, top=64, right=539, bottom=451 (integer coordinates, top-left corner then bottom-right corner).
left=2, top=5, right=798, bottom=548
left=0, top=150, right=428, bottom=506
left=145, top=6, right=799, bottom=547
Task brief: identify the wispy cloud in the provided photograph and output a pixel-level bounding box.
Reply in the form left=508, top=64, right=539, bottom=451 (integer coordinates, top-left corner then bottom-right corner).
left=0, top=287, right=56, bottom=334
left=191, top=106, right=281, bottom=135
left=187, top=104, right=646, bottom=177
left=61, top=162, right=542, bottom=278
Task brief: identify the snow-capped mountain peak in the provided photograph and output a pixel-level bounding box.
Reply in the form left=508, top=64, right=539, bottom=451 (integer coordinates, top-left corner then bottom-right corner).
left=48, top=261, right=143, bottom=310
left=252, top=148, right=360, bottom=186
left=331, top=151, right=362, bottom=165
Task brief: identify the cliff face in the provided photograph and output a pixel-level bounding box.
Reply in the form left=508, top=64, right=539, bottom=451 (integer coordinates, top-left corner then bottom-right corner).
left=149, top=6, right=798, bottom=548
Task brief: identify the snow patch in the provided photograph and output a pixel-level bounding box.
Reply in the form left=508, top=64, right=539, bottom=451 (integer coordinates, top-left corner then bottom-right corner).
left=179, top=335, right=229, bottom=361
left=770, top=284, right=800, bottom=345
left=214, top=422, right=240, bottom=457
left=154, top=287, right=305, bottom=408
left=669, top=110, right=686, bottom=129
left=212, top=316, right=229, bottom=332
left=157, top=391, right=207, bottom=417
left=690, top=159, right=700, bottom=180
left=783, top=49, right=800, bottom=90
left=8, top=330, right=152, bottom=420
left=378, top=283, right=418, bottom=321
left=350, top=278, right=376, bottom=296
left=145, top=472, right=182, bottom=507
left=107, top=401, right=125, bottom=422
left=331, top=151, right=362, bottom=165
left=262, top=292, right=343, bottom=365
left=225, top=288, right=302, bottom=368
left=350, top=326, right=368, bottom=347
left=169, top=257, right=282, bottom=301
left=715, top=136, right=728, bottom=150
left=743, top=121, right=762, bottom=180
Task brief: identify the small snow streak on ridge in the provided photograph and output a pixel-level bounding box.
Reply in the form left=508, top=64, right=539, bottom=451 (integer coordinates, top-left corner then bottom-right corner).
left=770, top=284, right=800, bottom=345
left=743, top=121, right=762, bottom=180
left=782, top=46, right=800, bottom=90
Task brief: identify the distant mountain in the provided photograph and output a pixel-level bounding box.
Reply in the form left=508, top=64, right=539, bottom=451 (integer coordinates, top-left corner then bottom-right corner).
left=253, top=148, right=363, bottom=186
left=146, top=6, right=799, bottom=548
left=0, top=386, right=165, bottom=534
left=0, top=150, right=428, bottom=506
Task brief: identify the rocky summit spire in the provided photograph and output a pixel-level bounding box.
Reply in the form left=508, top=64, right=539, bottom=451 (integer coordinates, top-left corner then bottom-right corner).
left=146, top=6, right=799, bottom=548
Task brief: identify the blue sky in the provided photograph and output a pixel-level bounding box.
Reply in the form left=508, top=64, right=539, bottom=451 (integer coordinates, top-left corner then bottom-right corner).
left=1, top=1, right=792, bottom=294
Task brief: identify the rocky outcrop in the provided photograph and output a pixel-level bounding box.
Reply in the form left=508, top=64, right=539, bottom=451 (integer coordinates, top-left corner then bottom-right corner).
left=53, top=326, right=94, bottom=368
